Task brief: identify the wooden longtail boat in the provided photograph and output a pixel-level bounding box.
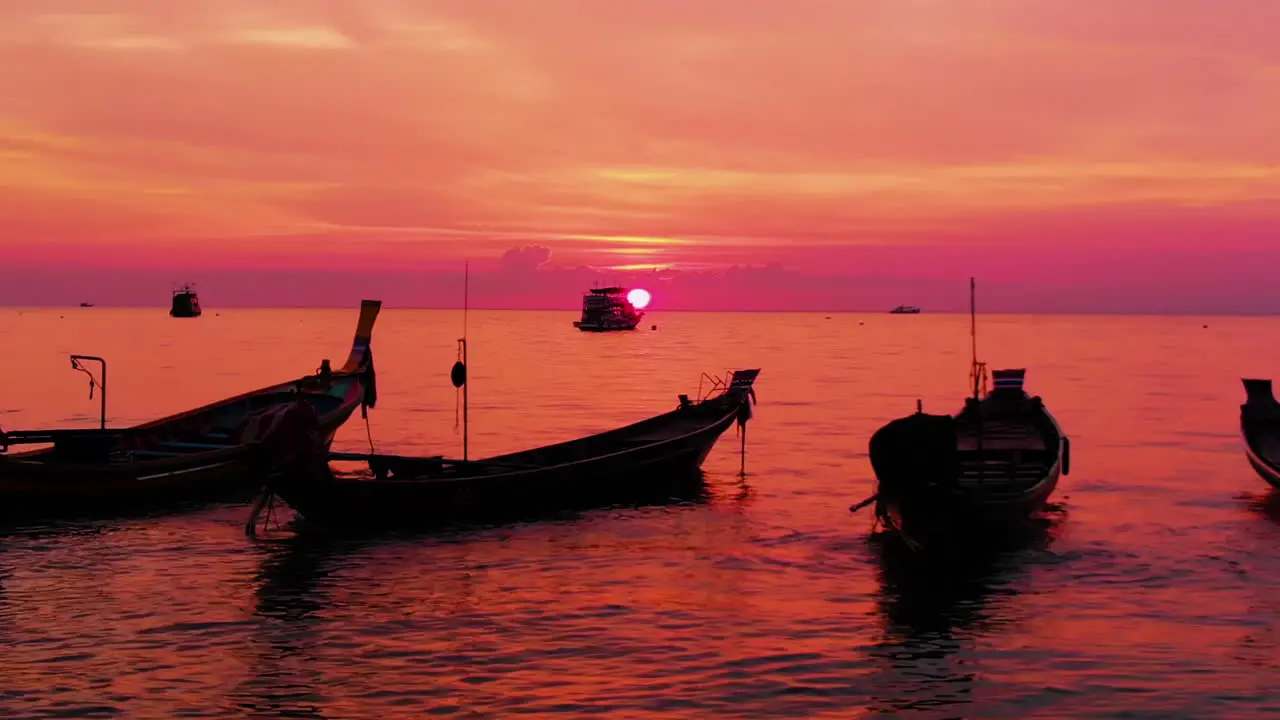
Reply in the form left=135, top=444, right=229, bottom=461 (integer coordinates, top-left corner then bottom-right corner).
left=0, top=300, right=381, bottom=516
left=857, top=280, right=1069, bottom=550
left=1240, top=378, right=1280, bottom=489
left=254, top=369, right=761, bottom=532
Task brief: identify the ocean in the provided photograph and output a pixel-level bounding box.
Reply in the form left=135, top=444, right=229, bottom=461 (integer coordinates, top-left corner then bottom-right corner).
left=1, top=307, right=1278, bottom=718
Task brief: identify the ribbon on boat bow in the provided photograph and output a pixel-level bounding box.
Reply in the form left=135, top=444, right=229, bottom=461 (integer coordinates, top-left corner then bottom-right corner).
left=361, top=346, right=378, bottom=417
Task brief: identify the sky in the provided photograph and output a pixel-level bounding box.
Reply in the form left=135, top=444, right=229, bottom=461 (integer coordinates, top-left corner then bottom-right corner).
left=1, top=0, right=1279, bottom=311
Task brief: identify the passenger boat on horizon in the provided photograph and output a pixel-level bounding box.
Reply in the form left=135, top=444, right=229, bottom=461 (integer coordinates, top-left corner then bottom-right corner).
left=1240, top=378, right=1280, bottom=490
left=856, top=279, right=1069, bottom=551
left=573, top=286, right=644, bottom=331
left=170, top=283, right=202, bottom=318
left=889, top=305, right=921, bottom=314
left=0, top=300, right=382, bottom=517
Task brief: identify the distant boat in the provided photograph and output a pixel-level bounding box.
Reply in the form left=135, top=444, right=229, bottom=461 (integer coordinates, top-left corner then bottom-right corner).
left=79, top=302, right=94, bottom=308
left=857, top=278, right=1069, bottom=551
left=573, top=286, right=643, bottom=331
left=889, top=305, right=921, bottom=314
left=1240, top=378, right=1280, bottom=489
left=170, top=283, right=202, bottom=318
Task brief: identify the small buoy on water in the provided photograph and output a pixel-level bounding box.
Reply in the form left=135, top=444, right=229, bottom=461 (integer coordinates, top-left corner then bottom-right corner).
left=1202, top=324, right=1208, bottom=329
left=450, top=360, right=467, bottom=388
left=651, top=324, right=657, bottom=331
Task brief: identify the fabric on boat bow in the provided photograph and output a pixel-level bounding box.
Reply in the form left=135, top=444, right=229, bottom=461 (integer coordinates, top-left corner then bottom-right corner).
left=239, top=400, right=328, bottom=477
left=361, top=346, right=378, bottom=416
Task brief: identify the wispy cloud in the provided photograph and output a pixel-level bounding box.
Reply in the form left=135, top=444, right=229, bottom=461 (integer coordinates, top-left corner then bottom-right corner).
left=0, top=0, right=1278, bottom=310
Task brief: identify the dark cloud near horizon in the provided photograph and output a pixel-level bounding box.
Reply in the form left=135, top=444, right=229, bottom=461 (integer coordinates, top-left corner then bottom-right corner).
left=5, top=245, right=1280, bottom=314
left=499, top=245, right=553, bottom=273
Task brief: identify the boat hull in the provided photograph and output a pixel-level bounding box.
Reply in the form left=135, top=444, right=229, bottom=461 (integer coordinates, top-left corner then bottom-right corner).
left=573, top=319, right=640, bottom=332
left=0, top=413, right=351, bottom=516
left=268, top=371, right=760, bottom=531
left=876, top=462, right=1061, bottom=547
left=0, top=300, right=381, bottom=519
left=1241, top=378, right=1280, bottom=490
left=868, top=381, right=1067, bottom=550
left=1243, top=444, right=1280, bottom=490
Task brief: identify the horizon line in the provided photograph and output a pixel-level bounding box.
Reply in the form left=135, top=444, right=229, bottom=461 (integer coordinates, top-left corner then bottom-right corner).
left=6, top=305, right=1279, bottom=318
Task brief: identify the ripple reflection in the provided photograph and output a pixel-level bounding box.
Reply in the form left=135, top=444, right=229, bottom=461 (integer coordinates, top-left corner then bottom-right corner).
left=865, top=512, right=1063, bottom=716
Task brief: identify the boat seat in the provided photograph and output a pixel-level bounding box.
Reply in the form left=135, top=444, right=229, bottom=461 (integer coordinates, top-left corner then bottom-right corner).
left=130, top=449, right=191, bottom=458
left=156, top=440, right=235, bottom=451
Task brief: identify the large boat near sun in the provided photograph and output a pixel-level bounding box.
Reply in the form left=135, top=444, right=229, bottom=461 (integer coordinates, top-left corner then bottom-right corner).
left=170, top=283, right=202, bottom=318
left=573, top=286, right=645, bottom=332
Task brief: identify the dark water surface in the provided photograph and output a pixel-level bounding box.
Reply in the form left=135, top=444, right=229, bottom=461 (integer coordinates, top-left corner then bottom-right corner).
left=1, top=308, right=1279, bottom=719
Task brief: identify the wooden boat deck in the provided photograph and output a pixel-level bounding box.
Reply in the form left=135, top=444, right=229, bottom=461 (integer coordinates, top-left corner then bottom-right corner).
left=956, top=419, right=1054, bottom=490
left=957, top=421, right=1047, bottom=451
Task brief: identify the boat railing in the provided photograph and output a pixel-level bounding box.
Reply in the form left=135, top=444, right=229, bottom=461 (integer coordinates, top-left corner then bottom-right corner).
left=697, top=371, right=733, bottom=402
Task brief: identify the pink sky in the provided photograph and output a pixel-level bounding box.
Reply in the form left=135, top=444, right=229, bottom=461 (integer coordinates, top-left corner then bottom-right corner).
left=2, top=1, right=1279, bottom=311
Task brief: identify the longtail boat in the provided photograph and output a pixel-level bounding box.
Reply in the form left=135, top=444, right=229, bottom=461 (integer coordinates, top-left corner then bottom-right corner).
left=251, top=369, right=760, bottom=532
left=1240, top=378, right=1280, bottom=489
left=0, top=300, right=381, bottom=516
left=856, top=279, right=1069, bottom=551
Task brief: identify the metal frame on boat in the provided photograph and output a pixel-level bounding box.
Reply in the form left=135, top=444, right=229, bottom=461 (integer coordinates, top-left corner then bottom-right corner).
left=1240, top=378, right=1280, bottom=489
left=0, top=300, right=382, bottom=516
left=253, top=369, right=761, bottom=532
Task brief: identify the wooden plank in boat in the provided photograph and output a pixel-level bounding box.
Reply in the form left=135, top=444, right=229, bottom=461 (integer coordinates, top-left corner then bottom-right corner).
left=957, top=421, right=1045, bottom=451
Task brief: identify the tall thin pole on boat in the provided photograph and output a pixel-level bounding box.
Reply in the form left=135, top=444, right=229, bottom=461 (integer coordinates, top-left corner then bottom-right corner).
left=969, top=276, right=980, bottom=400
left=463, top=261, right=470, bottom=463
left=970, top=276, right=984, bottom=482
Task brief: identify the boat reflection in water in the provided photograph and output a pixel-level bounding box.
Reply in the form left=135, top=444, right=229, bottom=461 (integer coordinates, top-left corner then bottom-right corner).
left=863, top=509, right=1064, bottom=716
left=235, top=475, right=717, bottom=716
left=230, top=537, right=334, bottom=719
left=1246, top=489, right=1280, bottom=526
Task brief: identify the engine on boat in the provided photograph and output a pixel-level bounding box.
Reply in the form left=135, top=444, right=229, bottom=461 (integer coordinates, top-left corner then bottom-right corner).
left=52, top=433, right=117, bottom=464
left=869, top=412, right=959, bottom=495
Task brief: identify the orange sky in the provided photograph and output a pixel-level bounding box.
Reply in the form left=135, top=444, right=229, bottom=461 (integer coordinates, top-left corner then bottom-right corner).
left=2, top=1, right=1279, bottom=308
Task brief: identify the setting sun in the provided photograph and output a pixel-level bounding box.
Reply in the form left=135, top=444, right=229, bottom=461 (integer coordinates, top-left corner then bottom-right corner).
left=627, top=288, right=652, bottom=310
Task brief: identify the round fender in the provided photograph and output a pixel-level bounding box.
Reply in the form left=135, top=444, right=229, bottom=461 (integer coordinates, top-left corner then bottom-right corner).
left=1061, top=436, right=1071, bottom=476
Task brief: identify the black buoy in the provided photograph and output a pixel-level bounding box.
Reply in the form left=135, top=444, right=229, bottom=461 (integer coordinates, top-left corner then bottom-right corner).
left=450, top=360, right=466, bottom=388
left=651, top=324, right=657, bottom=331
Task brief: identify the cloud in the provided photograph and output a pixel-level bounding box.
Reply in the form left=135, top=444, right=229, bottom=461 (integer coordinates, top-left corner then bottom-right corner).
left=0, top=0, right=1278, bottom=312
left=499, top=244, right=553, bottom=273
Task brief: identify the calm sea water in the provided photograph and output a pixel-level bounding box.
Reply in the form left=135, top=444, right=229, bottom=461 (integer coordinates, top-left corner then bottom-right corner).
left=1, top=308, right=1278, bottom=719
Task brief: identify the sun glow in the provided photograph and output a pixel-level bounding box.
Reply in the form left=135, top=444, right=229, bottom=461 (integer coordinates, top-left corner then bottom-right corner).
left=627, top=288, right=651, bottom=309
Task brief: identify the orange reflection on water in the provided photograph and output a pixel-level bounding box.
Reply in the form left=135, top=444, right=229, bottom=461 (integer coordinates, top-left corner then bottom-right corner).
left=1, top=308, right=1279, bottom=717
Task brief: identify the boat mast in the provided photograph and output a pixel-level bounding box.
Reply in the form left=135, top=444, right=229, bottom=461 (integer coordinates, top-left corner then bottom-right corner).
left=970, top=276, right=986, bottom=482
left=450, top=263, right=471, bottom=462
left=462, top=262, right=469, bottom=462
left=969, top=276, right=985, bottom=400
